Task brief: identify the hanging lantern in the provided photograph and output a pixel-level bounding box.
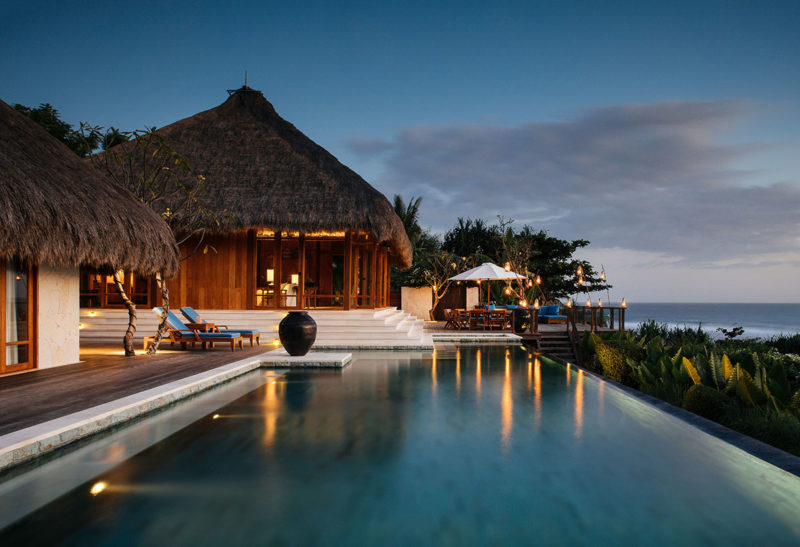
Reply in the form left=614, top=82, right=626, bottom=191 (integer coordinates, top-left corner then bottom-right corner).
left=534, top=275, right=542, bottom=285
left=504, top=286, right=511, bottom=295
left=566, top=298, right=573, bottom=308
left=519, top=299, right=528, bottom=307
left=533, top=299, right=540, bottom=309
left=621, top=298, right=627, bottom=308
left=586, top=297, right=592, bottom=307
left=504, top=262, right=511, bottom=271
left=578, top=277, right=584, bottom=286
left=598, top=298, right=603, bottom=307
left=600, top=271, right=606, bottom=281
left=476, top=280, right=481, bottom=285
left=526, top=279, right=532, bottom=288
left=576, top=266, right=583, bottom=276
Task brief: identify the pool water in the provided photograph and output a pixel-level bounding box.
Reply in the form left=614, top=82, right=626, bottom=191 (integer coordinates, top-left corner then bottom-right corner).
left=2, top=346, right=800, bottom=545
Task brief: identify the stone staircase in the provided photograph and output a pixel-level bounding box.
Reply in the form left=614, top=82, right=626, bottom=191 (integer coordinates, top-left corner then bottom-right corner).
left=79, top=307, right=431, bottom=349
left=536, top=331, right=579, bottom=363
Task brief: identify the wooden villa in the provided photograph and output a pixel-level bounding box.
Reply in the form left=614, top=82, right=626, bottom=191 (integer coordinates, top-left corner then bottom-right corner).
left=0, top=100, right=179, bottom=375
left=85, top=86, right=412, bottom=312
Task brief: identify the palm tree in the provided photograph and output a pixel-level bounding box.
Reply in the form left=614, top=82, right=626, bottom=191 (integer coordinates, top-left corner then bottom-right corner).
left=393, top=195, right=423, bottom=248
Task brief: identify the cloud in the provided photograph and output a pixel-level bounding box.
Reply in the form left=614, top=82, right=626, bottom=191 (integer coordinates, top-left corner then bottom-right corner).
left=351, top=100, right=800, bottom=262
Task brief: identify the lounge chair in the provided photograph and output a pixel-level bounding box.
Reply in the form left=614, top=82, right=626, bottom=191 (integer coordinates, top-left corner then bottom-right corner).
left=179, top=307, right=261, bottom=346
left=152, top=307, right=243, bottom=351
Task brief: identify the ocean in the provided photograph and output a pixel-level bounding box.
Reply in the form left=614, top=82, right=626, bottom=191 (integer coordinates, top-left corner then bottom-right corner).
left=623, top=303, right=800, bottom=340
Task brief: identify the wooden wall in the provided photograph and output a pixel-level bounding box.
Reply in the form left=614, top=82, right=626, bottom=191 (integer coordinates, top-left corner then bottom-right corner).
left=170, top=232, right=252, bottom=310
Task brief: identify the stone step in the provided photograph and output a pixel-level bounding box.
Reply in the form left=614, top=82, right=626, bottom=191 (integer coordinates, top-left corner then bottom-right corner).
left=80, top=308, right=426, bottom=346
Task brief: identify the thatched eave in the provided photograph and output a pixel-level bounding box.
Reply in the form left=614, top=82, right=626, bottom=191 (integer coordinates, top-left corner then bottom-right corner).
left=103, top=87, right=412, bottom=267
left=0, top=100, right=179, bottom=277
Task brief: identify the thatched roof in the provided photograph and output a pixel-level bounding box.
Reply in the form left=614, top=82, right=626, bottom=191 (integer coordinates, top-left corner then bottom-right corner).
left=104, top=87, right=412, bottom=267
left=0, top=99, right=179, bottom=276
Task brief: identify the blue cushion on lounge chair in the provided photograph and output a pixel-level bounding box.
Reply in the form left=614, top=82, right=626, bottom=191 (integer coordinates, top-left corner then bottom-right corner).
left=220, top=329, right=259, bottom=335
left=196, top=332, right=239, bottom=339
left=180, top=307, right=202, bottom=323
left=153, top=307, right=190, bottom=331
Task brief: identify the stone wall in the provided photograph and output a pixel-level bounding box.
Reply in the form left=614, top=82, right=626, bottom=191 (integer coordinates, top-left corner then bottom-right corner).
left=38, top=265, right=80, bottom=368
left=401, top=286, right=433, bottom=320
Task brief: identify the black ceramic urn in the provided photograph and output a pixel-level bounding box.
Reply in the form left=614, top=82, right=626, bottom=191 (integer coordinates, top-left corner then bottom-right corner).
left=511, top=307, right=531, bottom=334
left=278, top=311, right=317, bottom=356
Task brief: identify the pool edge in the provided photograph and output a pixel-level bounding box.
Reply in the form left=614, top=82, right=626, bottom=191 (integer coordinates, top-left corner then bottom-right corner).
left=540, top=352, right=800, bottom=479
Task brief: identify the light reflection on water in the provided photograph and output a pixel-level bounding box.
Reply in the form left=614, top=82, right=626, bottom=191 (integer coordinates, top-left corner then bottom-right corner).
left=1, top=346, right=800, bottom=546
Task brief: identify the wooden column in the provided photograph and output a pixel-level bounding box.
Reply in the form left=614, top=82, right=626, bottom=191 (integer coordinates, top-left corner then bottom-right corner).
left=246, top=229, right=256, bottom=310
left=298, top=234, right=306, bottom=309
left=343, top=231, right=352, bottom=310
left=370, top=242, right=377, bottom=308
left=274, top=232, right=282, bottom=309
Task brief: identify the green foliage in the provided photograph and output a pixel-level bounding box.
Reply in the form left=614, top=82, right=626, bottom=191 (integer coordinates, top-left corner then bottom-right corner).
left=585, top=324, right=800, bottom=455
left=441, top=217, right=607, bottom=299
left=683, top=384, right=732, bottom=422
left=595, top=342, right=628, bottom=383
left=14, top=102, right=98, bottom=157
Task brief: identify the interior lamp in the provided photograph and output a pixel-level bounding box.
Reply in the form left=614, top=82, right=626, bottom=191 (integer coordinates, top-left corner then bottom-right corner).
left=266, top=269, right=274, bottom=283
left=291, top=274, right=299, bottom=285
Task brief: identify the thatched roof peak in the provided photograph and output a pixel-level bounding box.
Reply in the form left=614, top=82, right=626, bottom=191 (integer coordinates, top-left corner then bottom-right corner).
left=106, top=86, right=413, bottom=267
left=0, top=100, right=179, bottom=276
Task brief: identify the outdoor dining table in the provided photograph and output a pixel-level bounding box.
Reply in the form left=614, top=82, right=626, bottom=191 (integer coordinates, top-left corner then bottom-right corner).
left=467, top=308, right=509, bottom=330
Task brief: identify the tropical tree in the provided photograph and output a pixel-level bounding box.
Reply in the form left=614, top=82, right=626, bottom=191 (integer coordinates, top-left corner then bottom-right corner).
left=13, top=103, right=98, bottom=157
left=79, top=125, right=219, bottom=355
left=393, top=195, right=424, bottom=249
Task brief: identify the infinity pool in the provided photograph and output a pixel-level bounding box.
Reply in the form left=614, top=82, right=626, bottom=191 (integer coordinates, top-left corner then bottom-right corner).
left=2, top=346, right=800, bottom=545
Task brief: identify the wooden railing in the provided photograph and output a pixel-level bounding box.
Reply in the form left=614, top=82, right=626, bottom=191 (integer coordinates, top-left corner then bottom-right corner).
left=568, top=306, right=625, bottom=332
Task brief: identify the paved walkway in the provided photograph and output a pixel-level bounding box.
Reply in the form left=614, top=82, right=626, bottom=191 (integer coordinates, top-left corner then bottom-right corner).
left=0, top=343, right=269, bottom=436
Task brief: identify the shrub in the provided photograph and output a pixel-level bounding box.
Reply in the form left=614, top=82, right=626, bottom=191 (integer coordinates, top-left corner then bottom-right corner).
left=595, top=342, right=635, bottom=385
left=683, top=384, right=731, bottom=422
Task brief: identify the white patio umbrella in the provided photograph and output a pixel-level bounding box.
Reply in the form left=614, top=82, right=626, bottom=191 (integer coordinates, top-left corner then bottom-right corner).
left=449, top=262, right=526, bottom=305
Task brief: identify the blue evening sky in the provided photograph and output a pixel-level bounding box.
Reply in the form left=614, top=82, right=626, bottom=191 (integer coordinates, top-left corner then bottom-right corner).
left=2, top=1, right=799, bottom=301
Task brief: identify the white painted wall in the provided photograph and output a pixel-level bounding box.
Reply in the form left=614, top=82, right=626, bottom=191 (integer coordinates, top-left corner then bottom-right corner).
left=401, top=286, right=433, bottom=320
left=37, top=264, right=80, bottom=368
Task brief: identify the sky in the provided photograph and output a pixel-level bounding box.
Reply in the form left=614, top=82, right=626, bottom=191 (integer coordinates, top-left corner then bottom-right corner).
left=2, top=1, right=799, bottom=302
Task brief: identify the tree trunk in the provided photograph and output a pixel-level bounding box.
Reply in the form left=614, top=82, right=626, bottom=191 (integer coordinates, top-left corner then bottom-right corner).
left=147, top=272, right=170, bottom=355
left=112, top=271, right=136, bottom=356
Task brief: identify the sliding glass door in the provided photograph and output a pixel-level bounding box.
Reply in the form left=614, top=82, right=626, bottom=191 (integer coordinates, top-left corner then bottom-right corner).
left=1, top=259, right=35, bottom=374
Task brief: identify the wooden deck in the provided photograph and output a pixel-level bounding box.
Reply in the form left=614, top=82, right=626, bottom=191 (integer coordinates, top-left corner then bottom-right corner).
left=0, top=343, right=270, bottom=437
